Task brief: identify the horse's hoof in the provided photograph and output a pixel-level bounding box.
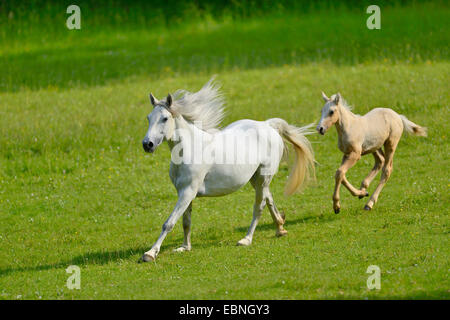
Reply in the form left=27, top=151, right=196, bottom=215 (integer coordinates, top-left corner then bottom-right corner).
left=174, top=246, right=191, bottom=252
left=141, top=253, right=156, bottom=262
left=237, top=238, right=251, bottom=246
left=276, top=229, right=288, bottom=237
left=363, top=205, right=372, bottom=211
left=334, top=208, right=340, bottom=214
left=359, top=192, right=369, bottom=199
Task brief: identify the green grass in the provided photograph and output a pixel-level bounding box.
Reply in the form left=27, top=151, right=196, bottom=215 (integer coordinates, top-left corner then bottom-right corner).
left=0, top=3, right=449, bottom=299
left=1, top=3, right=449, bottom=91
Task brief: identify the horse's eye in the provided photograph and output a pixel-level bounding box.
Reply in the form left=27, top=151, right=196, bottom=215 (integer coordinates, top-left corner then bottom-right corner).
left=329, top=110, right=334, bottom=116
left=162, top=117, right=168, bottom=123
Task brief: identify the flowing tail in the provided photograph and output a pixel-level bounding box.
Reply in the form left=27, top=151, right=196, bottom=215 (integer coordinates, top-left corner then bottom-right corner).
left=267, top=118, right=315, bottom=196
left=399, top=115, right=427, bottom=137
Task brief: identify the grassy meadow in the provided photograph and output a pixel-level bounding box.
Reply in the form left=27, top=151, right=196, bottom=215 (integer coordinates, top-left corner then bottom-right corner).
left=0, top=1, right=449, bottom=299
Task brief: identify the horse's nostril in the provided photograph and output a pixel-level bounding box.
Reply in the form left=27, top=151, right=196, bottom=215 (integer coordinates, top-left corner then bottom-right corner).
left=142, top=140, right=152, bottom=151
left=142, top=140, right=154, bottom=152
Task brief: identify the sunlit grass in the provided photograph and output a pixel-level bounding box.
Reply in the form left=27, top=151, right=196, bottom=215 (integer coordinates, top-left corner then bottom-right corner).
left=0, top=61, right=449, bottom=299
left=0, top=3, right=448, bottom=299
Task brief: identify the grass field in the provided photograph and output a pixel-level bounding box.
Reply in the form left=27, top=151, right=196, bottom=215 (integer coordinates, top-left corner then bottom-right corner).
left=0, top=2, right=449, bottom=299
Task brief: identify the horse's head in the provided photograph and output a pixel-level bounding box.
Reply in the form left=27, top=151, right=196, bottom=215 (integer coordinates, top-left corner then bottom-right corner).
left=142, top=93, right=176, bottom=153
left=316, top=92, right=341, bottom=135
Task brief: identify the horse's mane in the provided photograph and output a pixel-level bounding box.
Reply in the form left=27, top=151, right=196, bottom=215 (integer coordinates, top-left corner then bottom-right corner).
left=171, top=78, right=225, bottom=131
left=331, top=94, right=353, bottom=111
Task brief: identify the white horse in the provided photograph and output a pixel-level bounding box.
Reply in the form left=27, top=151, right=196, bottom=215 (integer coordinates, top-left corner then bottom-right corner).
left=317, top=92, right=427, bottom=213
left=140, top=79, right=315, bottom=261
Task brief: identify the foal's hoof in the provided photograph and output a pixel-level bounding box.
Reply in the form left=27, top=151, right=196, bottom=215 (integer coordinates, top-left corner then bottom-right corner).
left=363, top=205, right=372, bottom=211
left=276, top=229, right=288, bottom=237
left=237, top=238, right=252, bottom=246
left=140, top=253, right=156, bottom=262
left=359, top=192, right=369, bottom=199
left=334, top=208, right=340, bottom=214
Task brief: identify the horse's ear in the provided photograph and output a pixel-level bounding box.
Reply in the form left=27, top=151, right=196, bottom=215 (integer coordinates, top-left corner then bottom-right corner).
left=321, top=91, right=329, bottom=102
left=149, top=93, right=158, bottom=107
left=166, top=93, right=173, bottom=108
left=334, top=93, right=341, bottom=104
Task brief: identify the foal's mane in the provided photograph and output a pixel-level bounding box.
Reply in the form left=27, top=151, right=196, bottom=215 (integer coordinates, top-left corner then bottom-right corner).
left=331, top=94, right=353, bottom=111
left=171, top=78, right=225, bottom=131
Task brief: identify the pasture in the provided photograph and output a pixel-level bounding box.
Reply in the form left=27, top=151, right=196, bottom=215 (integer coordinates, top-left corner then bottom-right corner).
left=0, top=1, right=449, bottom=299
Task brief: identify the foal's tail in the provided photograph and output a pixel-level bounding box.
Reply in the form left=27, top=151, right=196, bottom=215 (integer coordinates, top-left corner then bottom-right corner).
left=399, top=115, right=427, bottom=137
left=267, top=118, right=315, bottom=196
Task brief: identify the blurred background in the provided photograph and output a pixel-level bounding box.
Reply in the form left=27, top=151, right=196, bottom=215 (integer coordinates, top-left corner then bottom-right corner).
left=1, top=0, right=448, bottom=91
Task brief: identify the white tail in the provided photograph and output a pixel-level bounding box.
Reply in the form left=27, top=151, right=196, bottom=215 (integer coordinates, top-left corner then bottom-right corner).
left=267, top=118, right=315, bottom=196
left=400, top=115, right=427, bottom=137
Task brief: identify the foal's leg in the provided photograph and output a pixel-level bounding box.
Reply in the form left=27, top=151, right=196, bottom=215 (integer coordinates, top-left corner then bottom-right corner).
left=364, top=143, right=397, bottom=210
left=174, top=202, right=192, bottom=252
left=142, top=187, right=197, bottom=262
left=359, top=149, right=385, bottom=198
left=333, top=152, right=364, bottom=213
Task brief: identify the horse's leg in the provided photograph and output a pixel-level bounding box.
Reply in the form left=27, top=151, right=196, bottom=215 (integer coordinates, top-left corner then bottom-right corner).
left=359, top=149, right=385, bottom=198
left=237, top=172, right=267, bottom=246
left=266, top=188, right=288, bottom=237
left=237, top=183, right=265, bottom=246
left=333, top=152, right=361, bottom=213
left=174, top=202, right=192, bottom=252
left=142, top=187, right=197, bottom=262
left=342, top=175, right=367, bottom=197
left=250, top=170, right=286, bottom=237
left=364, top=142, right=397, bottom=210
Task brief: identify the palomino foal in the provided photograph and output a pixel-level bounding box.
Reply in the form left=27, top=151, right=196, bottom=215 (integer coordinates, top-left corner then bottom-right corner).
left=317, top=92, right=427, bottom=213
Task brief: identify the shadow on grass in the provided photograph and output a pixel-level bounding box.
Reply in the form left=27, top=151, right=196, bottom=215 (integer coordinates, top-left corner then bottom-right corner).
left=0, top=246, right=146, bottom=276
left=374, top=290, right=450, bottom=299
left=1, top=213, right=334, bottom=276
left=234, top=212, right=339, bottom=233
left=0, top=236, right=225, bottom=276
left=325, top=289, right=450, bottom=299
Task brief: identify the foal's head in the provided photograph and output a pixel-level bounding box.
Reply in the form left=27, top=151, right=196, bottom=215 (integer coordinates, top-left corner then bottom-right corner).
left=142, top=93, right=176, bottom=153
left=316, top=92, right=342, bottom=135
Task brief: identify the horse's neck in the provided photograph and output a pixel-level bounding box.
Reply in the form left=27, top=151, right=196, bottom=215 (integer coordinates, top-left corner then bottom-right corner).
left=167, top=115, right=210, bottom=151
left=167, top=116, right=189, bottom=150
left=336, top=106, right=356, bottom=135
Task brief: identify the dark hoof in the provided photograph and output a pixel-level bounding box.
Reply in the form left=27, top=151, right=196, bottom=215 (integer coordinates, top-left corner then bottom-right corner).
left=334, top=208, right=340, bottom=214
left=363, top=205, right=372, bottom=211
left=359, top=192, right=369, bottom=199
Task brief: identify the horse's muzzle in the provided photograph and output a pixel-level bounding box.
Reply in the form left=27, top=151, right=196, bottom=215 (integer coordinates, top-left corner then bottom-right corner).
left=142, top=140, right=154, bottom=153
left=317, top=126, right=325, bottom=135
